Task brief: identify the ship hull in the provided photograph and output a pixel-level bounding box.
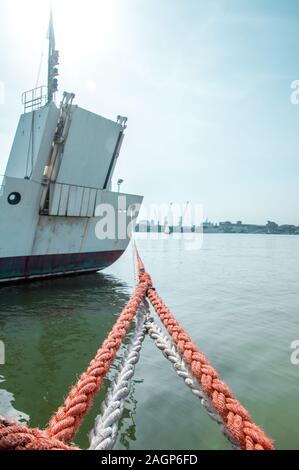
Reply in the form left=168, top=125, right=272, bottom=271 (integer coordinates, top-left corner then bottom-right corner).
left=0, top=250, right=124, bottom=284
left=1, top=103, right=143, bottom=286
left=0, top=176, right=142, bottom=286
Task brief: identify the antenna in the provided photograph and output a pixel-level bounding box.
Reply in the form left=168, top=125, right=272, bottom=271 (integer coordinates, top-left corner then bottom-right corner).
left=47, top=10, right=59, bottom=103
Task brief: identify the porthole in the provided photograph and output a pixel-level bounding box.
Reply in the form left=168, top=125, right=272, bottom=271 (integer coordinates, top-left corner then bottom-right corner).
left=7, top=192, right=21, bottom=205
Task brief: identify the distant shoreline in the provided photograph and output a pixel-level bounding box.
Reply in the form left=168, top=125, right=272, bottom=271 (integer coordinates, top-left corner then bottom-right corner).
left=135, top=221, right=299, bottom=236
left=202, top=231, right=299, bottom=236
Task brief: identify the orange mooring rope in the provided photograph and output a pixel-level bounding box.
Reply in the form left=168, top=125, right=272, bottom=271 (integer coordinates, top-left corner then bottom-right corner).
left=136, top=252, right=274, bottom=451
left=0, top=251, right=274, bottom=451
left=0, top=418, right=79, bottom=450
left=0, top=281, right=147, bottom=450
left=45, top=281, right=147, bottom=443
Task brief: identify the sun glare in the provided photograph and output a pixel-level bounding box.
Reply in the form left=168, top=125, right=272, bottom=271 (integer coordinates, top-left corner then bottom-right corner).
left=6, top=0, right=119, bottom=98
left=9, top=0, right=117, bottom=60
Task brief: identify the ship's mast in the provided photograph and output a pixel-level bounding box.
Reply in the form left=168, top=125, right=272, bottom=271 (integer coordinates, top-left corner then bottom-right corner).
left=47, top=10, right=59, bottom=103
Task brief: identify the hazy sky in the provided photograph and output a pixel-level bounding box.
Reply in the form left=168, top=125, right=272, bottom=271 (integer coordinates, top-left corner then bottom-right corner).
left=0, top=0, right=298, bottom=224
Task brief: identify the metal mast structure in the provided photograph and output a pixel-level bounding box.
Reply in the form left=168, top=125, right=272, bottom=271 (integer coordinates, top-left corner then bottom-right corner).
left=47, top=10, right=59, bottom=103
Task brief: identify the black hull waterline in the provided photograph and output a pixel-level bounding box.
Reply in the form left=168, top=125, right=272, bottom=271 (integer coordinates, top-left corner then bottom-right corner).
left=0, top=250, right=124, bottom=285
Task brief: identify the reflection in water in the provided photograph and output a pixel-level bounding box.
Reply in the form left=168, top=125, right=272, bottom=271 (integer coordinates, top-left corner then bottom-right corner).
left=0, top=235, right=299, bottom=449
left=118, top=380, right=143, bottom=450
left=0, top=271, right=137, bottom=448
left=0, top=376, right=30, bottom=423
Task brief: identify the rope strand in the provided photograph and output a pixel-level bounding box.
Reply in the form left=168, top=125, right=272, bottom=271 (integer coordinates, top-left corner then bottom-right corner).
left=45, top=281, right=147, bottom=443
left=0, top=249, right=274, bottom=451
left=89, top=307, right=147, bottom=450
left=136, top=251, right=274, bottom=450
left=145, top=314, right=240, bottom=449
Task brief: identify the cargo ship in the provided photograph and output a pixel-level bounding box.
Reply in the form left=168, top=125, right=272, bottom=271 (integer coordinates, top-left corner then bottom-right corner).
left=0, top=14, right=142, bottom=284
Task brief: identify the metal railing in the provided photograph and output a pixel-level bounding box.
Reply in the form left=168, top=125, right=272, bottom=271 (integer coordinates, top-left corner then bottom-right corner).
left=21, top=86, right=48, bottom=113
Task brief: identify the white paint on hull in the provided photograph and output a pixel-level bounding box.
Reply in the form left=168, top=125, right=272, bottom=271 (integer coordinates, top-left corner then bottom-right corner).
left=0, top=101, right=142, bottom=281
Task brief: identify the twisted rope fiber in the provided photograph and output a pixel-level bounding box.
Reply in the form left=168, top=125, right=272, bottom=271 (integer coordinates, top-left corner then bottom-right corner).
left=146, top=316, right=240, bottom=449
left=89, top=308, right=147, bottom=450
left=44, top=281, right=147, bottom=444
left=0, top=282, right=147, bottom=450
left=137, top=254, right=274, bottom=450
left=0, top=418, right=78, bottom=450
left=0, top=248, right=274, bottom=451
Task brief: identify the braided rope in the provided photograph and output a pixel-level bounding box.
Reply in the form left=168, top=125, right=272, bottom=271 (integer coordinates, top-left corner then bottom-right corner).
left=0, top=249, right=274, bottom=451
left=136, top=254, right=274, bottom=450
left=145, top=316, right=240, bottom=449
left=0, top=418, right=78, bottom=450
left=89, top=308, right=147, bottom=450
left=45, top=281, right=147, bottom=443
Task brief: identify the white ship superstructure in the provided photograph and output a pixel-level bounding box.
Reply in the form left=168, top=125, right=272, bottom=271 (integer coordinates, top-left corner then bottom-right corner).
left=0, top=15, right=142, bottom=284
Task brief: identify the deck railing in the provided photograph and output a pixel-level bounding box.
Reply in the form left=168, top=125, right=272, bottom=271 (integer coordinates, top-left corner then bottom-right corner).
left=21, top=86, right=48, bottom=113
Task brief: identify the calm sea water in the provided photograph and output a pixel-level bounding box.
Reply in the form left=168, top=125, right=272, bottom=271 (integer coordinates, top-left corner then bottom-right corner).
left=0, top=234, right=298, bottom=450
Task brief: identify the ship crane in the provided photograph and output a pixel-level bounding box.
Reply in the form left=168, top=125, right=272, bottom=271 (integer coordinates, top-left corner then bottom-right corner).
left=180, top=201, right=190, bottom=233
left=164, top=202, right=173, bottom=235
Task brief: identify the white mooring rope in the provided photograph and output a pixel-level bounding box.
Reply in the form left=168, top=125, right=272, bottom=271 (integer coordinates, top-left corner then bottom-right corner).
left=145, top=307, right=240, bottom=450
left=89, top=298, right=239, bottom=450
left=88, top=307, right=147, bottom=450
